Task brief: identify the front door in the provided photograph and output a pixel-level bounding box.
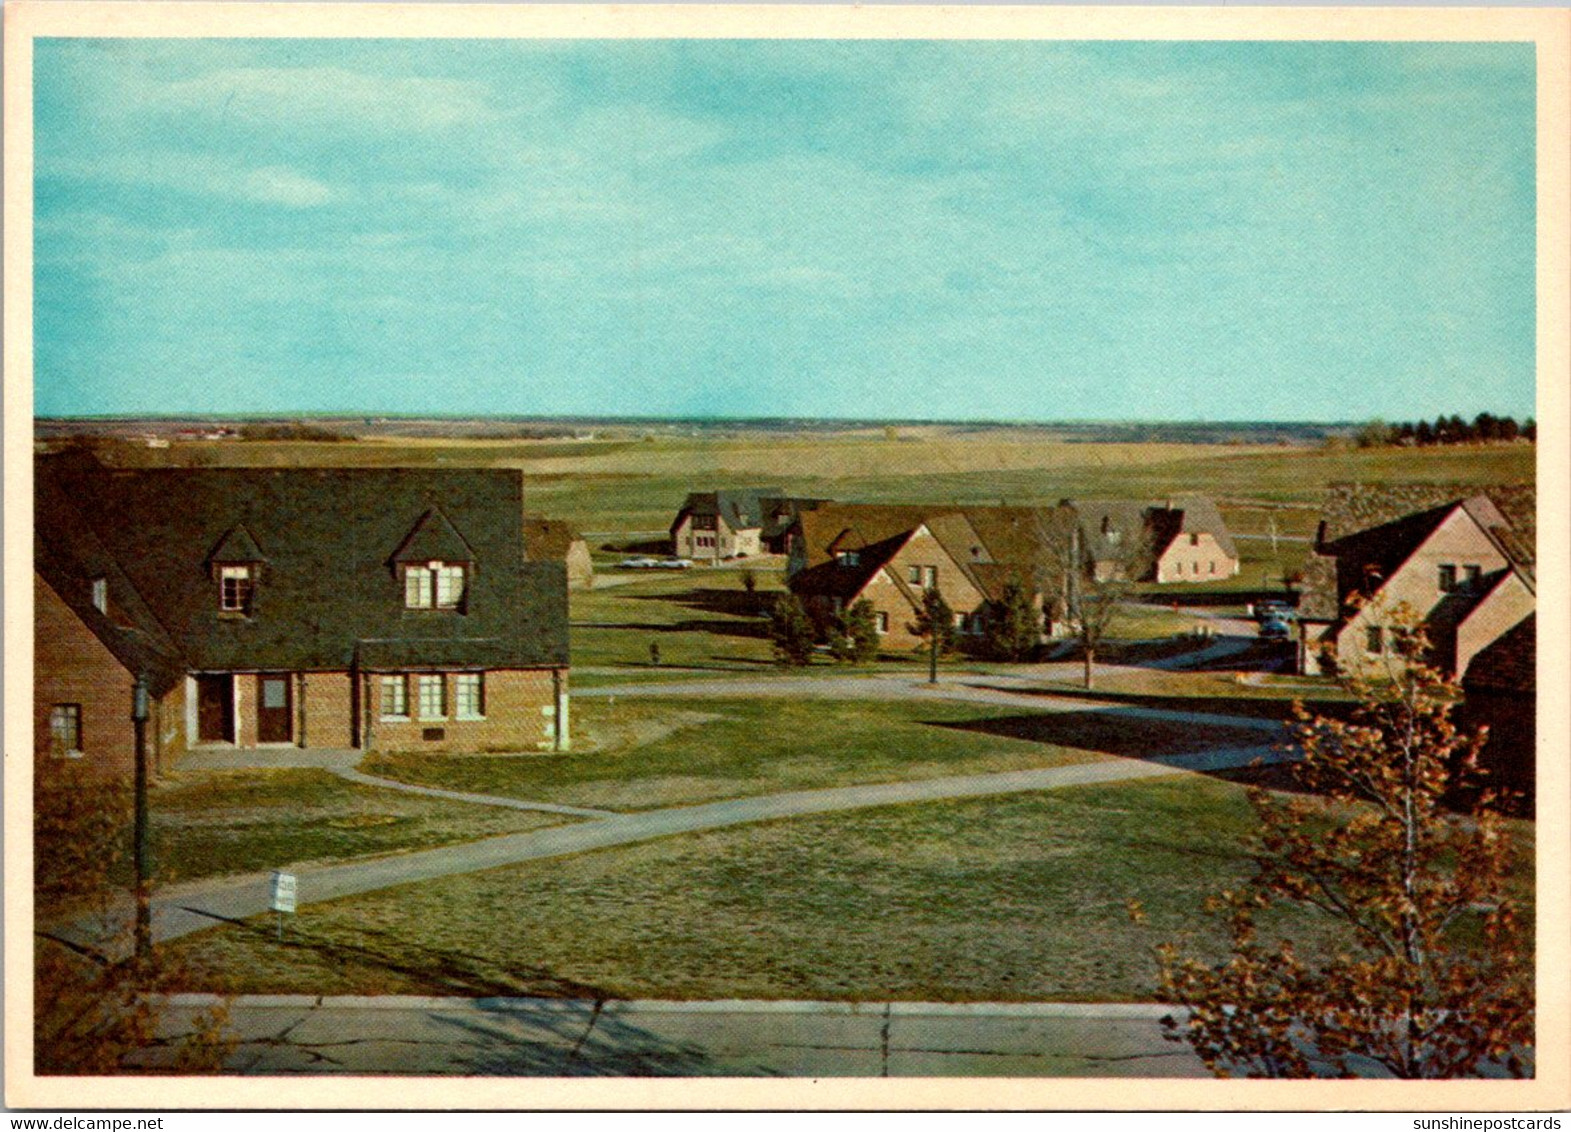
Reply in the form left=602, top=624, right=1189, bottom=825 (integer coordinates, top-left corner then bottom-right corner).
left=257, top=674, right=293, bottom=744
left=196, top=674, right=234, bottom=744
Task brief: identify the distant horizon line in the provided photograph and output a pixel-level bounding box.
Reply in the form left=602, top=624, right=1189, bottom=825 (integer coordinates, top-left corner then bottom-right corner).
left=39, top=412, right=1533, bottom=428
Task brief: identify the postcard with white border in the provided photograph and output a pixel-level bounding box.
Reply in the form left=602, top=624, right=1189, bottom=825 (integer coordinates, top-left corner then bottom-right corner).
left=4, top=2, right=1569, bottom=1112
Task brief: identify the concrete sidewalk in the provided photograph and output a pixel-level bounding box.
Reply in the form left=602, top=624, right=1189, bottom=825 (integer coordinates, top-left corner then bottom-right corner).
left=52, top=743, right=1283, bottom=957
left=144, top=994, right=1207, bottom=1077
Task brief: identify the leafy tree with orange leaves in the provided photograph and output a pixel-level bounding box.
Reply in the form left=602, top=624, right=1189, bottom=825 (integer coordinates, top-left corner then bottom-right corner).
left=1151, top=608, right=1532, bottom=1078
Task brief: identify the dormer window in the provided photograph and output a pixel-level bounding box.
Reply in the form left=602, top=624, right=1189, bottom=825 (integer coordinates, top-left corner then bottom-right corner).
left=207, top=524, right=265, bottom=617
left=837, top=550, right=860, bottom=567
left=405, top=561, right=467, bottom=610
left=219, top=564, right=254, bottom=614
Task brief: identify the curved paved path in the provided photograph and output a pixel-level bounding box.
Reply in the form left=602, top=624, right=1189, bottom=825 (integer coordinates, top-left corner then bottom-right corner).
left=59, top=742, right=1282, bottom=958
left=578, top=673, right=1288, bottom=734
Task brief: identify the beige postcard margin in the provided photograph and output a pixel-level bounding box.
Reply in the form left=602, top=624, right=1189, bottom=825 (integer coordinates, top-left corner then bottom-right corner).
left=3, top=2, right=1568, bottom=1111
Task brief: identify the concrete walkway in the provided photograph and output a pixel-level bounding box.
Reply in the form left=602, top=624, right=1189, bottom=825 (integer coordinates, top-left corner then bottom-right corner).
left=142, top=994, right=1205, bottom=1077
left=60, top=742, right=1282, bottom=957
left=178, top=746, right=616, bottom=818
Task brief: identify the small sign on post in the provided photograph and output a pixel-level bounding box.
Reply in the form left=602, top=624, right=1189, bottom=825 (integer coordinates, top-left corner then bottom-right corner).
left=271, top=870, right=297, bottom=941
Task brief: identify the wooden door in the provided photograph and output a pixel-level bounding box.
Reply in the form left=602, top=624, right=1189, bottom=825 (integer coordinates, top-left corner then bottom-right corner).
left=196, top=674, right=233, bottom=743
left=257, top=674, right=293, bottom=744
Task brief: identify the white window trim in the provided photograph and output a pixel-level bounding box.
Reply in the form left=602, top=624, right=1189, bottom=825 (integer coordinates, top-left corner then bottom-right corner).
left=379, top=674, right=410, bottom=721
left=219, top=564, right=253, bottom=613
left=455, top=673, right=486, bottom=721
left=417, top=674, right=448, bottom=721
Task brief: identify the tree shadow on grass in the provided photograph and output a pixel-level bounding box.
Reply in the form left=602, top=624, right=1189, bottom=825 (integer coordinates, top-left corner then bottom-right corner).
left=627, top=586, right=772, bottom=620
left=928, top=711, right=1270, bottom=762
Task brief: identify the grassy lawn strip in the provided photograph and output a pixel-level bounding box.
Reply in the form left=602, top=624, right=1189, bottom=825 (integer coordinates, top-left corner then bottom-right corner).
left=150, top=768, right=571, bottom=885
left=156, top=775, right=1536, bottom=1002
left=364, top=698, right=1158, bottom=812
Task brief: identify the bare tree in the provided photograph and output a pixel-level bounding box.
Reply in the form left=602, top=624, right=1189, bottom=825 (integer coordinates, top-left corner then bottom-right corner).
left=1150, top=606, right=1531, bottom=1078
left=1035, top=505, right=1151, bottom=690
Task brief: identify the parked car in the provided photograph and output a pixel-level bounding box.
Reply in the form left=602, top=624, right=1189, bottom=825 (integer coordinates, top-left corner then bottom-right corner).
left=657, top=558, right=694, bottom=569
left=1253, top=600, right=1297, bottom=623
left=617, top=557, right=660, bottom=569
left=1258, top=616, right=1291, bottom=641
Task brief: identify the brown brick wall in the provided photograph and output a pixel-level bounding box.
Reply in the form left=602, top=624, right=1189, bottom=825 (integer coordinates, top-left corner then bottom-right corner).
left=364, top=668, right=566, bottom=754
left=34, top=574, right=137, bottom=780
left=300, top=671, right=357, bottom=749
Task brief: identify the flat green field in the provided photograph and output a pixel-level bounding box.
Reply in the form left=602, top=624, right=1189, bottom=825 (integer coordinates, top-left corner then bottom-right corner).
left=150, top=769, right=566, bottom=884
left=105, top=432, right=1534, bottom=538
left=154, top=775, right=1535, bottom=1002
left=365, top=695, right=1267, bottom=812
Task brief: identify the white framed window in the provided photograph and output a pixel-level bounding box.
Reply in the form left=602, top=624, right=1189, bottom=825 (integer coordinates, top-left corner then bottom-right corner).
left=838, top=550, right=859, bottom=567
left=875, top=612, right=889, bottom=635
left=1463, top=564, right=1482, bottom=591
left=418, top=674, right=447, bottom=720
left=907, top=566, right=922, bottom=585
left=91, top=577, right=108, bottom=613
left=49, top=704, right=82, bottom=757
left=456, top=673, right=485, bottom=719
left=380, top=675, right=409, bottom=720
left=436, top=565, right=466, bottom=607
left=404, top=562, right=467, bottom=610
left=1438, top=564, right=1457, bottom=593
left=219, top=565, right=253, bottom=613
left=923, top=566, right=938, bottom=588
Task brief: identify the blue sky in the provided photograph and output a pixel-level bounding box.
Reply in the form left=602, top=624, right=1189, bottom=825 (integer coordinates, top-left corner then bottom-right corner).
left=34, top=39, right=1535, bottom=421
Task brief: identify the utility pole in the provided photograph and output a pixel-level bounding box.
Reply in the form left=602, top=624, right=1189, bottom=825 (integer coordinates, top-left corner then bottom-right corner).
left=132, top=674, right=152, bottom=961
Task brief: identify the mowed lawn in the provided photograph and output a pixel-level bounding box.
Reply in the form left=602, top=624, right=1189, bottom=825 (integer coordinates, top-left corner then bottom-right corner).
left=150, top=769, right=568, bottom=885
left=155, top=775, right=1537, bottom=1002
left=363, top=696, right=1267, bottom=812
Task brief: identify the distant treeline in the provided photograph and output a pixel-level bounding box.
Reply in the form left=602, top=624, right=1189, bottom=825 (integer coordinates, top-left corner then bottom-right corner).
left=1355, top=413, right=1536, bottom=449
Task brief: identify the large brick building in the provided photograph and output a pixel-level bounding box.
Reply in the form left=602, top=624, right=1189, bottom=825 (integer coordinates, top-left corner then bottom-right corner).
left=34, top=454, right=570, bottom=780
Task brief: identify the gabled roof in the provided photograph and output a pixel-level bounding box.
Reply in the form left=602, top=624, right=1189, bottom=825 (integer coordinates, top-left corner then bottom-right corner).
left=1299, top=483, right=1536, bottom=624
left=1463, top=614, right=1535, bottom=693
left=1156, top=496, right=1238, bottom=559
left=1061, top=499, right=1162, bottom=568
left=35, top=475, right=185, bottom=696
left=36, top=455, right=568, bottom=673
left=795, top=504, right=935, bottom=570
left=521, top=516, right=582, bottom=562
left=390, top=507, right=475, bottom=565
left=672, top=487, right=784, bottom=534
left=788, top=527, right=917, bottom=601
left=208, top=523, right=266, bottom=564
left=791, top=502, right=1077, bottom=604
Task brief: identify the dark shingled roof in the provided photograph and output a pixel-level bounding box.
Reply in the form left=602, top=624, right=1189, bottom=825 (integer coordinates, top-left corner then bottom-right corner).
left=791, top=502, right=1077, bottom=605
left=671, top=488, right=785, bottom=535
left=390, top=507, right=476, bottom=565
left=1298, top=483, right=1536, bottom=624
left=1463, top=614, right=1535, bottom=693
left=789, top=528, right=916, bottom=601
left=35, top=475, right=187, bottom=696
left=37, top=455, right=568, bottom=674
left=1063, top=496, right=1237, bottom=569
